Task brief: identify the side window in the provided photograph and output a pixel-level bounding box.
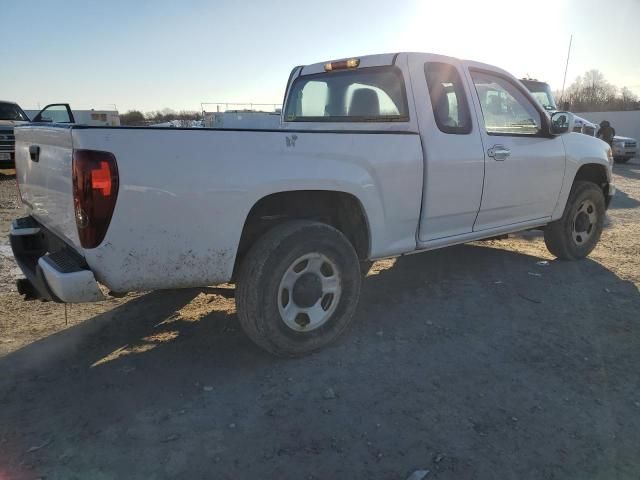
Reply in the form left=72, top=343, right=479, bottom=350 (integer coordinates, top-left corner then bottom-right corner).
left=36, top=104, right=72, bottom=123
left=471, top=71, right=541, bottom=135
left=424, top=62, right=471, bottom=134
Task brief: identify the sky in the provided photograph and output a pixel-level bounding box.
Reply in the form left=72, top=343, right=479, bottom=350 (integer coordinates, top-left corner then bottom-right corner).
left=2, top=0, right=639, bottom=113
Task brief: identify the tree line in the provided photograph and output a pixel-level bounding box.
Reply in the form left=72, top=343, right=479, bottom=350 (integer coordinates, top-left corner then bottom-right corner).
left=558, top=70, right=639, bottom=112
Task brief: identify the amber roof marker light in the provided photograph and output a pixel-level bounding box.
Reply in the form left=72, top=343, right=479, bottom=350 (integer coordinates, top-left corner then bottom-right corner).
left=324, top=58, right=360, bottom=72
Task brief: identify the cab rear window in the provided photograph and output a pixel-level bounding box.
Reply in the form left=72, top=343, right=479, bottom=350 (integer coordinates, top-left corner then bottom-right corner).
left=284, top=66, right=409, bottom=122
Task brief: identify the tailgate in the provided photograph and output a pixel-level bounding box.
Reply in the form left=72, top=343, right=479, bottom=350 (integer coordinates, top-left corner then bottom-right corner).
left=14, top=125, right=81, bottom=250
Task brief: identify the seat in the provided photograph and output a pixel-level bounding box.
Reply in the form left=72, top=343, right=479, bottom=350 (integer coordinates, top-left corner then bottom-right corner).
left=349, top=89, right=380, bottom=117
left=434, top=91, right=456, bottom=127
left=487, top=96, right=502, bottom=115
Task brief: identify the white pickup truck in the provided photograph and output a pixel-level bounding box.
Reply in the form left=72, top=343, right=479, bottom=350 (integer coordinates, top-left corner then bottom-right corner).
left=11, top=52, right=614, bottom=356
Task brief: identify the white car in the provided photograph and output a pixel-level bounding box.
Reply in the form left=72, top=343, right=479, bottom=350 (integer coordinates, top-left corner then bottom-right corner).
left=612, top=136, right=637, bottom=163
left=573, top=115, right=598, bottom=136
left=11, top=52, right=614, bottom=355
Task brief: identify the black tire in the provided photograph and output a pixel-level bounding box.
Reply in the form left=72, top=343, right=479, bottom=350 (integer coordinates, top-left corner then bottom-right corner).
left=614, top=157, right=630, bottom=164
left=235, top=220, right=361, bottom=357
left=544, top=181, right=605, bottom=260
left=360, top=260, right=373, bottom=276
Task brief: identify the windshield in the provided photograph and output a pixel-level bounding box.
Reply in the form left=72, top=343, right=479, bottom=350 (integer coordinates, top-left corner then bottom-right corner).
left=284, top=66, right=409, bottom=122
left=521, top=80, right=557, bottom=111
left=0, top=102, right=29, bottom=121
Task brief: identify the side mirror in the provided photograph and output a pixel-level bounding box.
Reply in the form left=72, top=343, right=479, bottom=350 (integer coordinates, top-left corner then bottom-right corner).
left=39, top=116, right=53, bottom=123
left=550, top=111, right=575, bottom=135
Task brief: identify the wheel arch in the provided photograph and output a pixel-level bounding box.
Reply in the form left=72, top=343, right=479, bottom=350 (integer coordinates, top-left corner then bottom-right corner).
left=553, top=161, right=611, bottom=219
left=573, top=163, right=611, bottom=207
left=574, top=163, right=609, bottom=188
left=232, top=189, right=371, bottom=279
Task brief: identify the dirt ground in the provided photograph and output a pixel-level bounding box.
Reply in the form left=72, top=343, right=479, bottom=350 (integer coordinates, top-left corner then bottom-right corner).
left=1, top=162, right=639, bottom=480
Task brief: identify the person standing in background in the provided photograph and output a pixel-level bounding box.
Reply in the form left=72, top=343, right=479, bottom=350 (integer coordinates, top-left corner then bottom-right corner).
left=597, top=120, right=616, bottom=146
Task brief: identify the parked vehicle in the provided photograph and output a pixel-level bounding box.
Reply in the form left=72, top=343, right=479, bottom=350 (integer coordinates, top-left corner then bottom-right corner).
left=0, top=100, right=30, bottom=168
left=520, top=79, right=598, bottom=136
left=11, top=52, right=615, bottom=356
left=149, top=120, right=203, bottom=128
left=26, top=104, right=120, bottom=126
left=203, top=110, right=281, bottom=129
left=573, top=116, right=598, bottom=136
left=612, top=135, right=637, bottom=163
left=1, top=102, right=120, bottom=169
left=202, top=103, right=282, bottom=129
left=519, top=78, right=556, bottom=112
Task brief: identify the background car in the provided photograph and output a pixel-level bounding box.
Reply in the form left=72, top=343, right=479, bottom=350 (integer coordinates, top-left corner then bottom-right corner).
left=0, top=100, right=30, bottom=168
left=612, top=135, right=637, bottom=163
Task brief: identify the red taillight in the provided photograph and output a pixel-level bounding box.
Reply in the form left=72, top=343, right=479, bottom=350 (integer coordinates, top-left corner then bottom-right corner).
left=72, top=149, right=119, bottom=249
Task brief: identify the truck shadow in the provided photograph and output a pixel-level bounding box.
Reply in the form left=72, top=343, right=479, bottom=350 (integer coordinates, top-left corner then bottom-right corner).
left=1, top=244, right=639, bottom=478
left=613, top=159, right=640, bottom=180
left=609, top=187, right=640, bottom=209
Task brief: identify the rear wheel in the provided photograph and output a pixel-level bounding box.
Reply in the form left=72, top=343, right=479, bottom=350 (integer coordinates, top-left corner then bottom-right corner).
left=360, top=260, right=373, bottom=276
left=544, top=181, right=605, bottom=260
left=236, top=220, right=361, bottom=356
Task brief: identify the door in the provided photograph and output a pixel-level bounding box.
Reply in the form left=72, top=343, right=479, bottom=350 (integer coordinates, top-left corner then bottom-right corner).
left=32, top=104, right=75, bottom=124
left=468, top=70, right=565, bottom=231
left=410, top=57, right=486, bottom=242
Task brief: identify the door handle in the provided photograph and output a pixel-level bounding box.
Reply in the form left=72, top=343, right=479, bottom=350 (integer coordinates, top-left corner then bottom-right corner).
left=487, top=144, right=511, bottom=161
left=29, top=145, right=40, bottom=162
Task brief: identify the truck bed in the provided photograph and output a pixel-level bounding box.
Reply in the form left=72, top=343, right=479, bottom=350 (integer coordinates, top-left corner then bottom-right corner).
left=14, top=124, right=424, bottom=293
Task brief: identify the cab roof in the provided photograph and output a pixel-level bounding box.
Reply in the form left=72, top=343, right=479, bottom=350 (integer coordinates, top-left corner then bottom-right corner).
left=300, top=52, right=513, bottom=79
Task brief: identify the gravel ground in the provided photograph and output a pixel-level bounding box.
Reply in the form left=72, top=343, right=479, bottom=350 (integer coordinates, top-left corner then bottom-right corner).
left=0, top=162, right=639, bottom=479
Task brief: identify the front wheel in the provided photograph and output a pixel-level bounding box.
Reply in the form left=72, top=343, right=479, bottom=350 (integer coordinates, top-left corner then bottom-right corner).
left=236, top=220, right=362, bottom=356
left=544, top=181, right=605, bottom=260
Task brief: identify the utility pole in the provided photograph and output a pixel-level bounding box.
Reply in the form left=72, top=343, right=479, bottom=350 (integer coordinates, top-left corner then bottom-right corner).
left=560, top=34, right=573, bottom=105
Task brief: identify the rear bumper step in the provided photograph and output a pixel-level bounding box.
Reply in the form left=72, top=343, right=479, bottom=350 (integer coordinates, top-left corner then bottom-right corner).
left=10, top=216, right=41, bottom=236
left=10, top=216, right=105, bottom=303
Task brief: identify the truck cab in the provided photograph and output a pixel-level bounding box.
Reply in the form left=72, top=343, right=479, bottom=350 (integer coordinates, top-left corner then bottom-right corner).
left=519, top=78, right=557, bottom=112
